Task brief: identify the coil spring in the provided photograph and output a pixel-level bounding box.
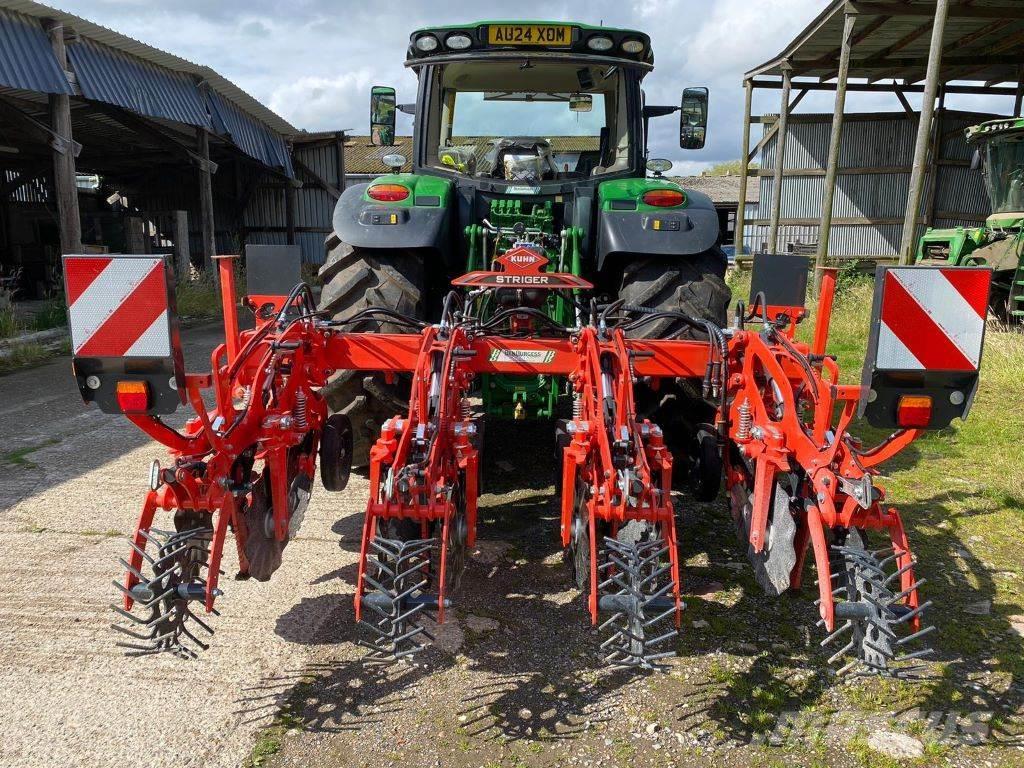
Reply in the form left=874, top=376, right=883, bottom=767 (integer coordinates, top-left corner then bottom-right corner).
left=573, top=395, right=582, bottom=419
left=294, top=389, right=308, bottom=431
left=460, top=397, right=471, bottom=421
left=239, top=386, right=252, bottom=409
left=736, top=400, right=752, bottom=440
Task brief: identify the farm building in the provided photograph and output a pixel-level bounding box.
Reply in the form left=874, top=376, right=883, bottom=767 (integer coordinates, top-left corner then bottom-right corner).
left=0, top=0, right=298, bottom=297
left=670, top=174, right=759, bottom=248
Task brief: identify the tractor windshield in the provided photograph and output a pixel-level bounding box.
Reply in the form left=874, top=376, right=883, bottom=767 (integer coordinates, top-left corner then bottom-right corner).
left=424, top=60, right=632, bottom=181
left=982, top=132, right=1024, bottom=213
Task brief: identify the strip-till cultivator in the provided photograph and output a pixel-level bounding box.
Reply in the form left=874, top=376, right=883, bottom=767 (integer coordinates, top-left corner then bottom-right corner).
left=63, top=248, right=991, bottom=674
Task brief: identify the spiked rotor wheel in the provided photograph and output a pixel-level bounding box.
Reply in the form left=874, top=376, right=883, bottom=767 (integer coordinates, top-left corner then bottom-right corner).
left=111, top=518, right=217, bottom=659
left=821, top=528, right=935, bottom=677
left=358, top=531, right=436, bottom=662
left=597, top=521, right=679, bottom=670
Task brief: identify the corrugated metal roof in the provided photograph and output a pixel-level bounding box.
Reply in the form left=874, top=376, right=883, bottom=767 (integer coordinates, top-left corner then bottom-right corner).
left=0, top=0, right=296, bottom=135
left=67, top=37, right=211, bottom=128
left=671, top=175, right=760, bottom=204
left=208, top=90, right=294, bottom=177
left=0, top=6, right=71, bottom=94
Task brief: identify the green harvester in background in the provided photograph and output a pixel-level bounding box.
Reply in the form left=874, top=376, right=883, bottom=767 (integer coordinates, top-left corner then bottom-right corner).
left=917, top=118, right=1024, bottom=319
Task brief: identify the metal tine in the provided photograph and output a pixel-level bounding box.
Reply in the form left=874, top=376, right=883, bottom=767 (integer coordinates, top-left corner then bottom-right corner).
left=835, top=658, right=859, bottom=676
left=827, top=640, right=855, bottom=665
left=187, top=610, right=215, bottom=635
left=897, top=625, right=936, bottom=646
left=110, top=622, right=157, bottom=641
left=897, top=647, right=935, bottom=662
left=820, top=620, right=853, bottom=647
left=890, top=579, right=927, bottom=603
left=884, top=561, right=917, bottom=586
left=110, top=604, right=149, bottom=625
left=179, top=625, right=211, bottom=651
left=644, top=607, right=677, bottom=627
left=891, top=600, right=932, bottom=624
left=647, top=628, right=679, bottom=646
left=125, top=539, right=156, bottom=564
left=599, top=612, right=626, bottom=631
left=117, top=558, right=148, bottom=583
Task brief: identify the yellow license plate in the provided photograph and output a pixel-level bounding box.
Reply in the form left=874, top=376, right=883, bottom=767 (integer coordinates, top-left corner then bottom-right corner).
left=488, top=24, right=572, bottom=47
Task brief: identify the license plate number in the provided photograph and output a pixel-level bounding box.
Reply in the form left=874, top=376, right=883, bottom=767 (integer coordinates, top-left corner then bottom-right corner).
left=487, top=25, right=571, bottom=47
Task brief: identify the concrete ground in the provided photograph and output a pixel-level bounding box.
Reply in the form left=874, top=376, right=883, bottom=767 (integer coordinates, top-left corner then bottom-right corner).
left=0, top=325, right=356, bottom=768
left=2, top=326, right=1021, bottom=768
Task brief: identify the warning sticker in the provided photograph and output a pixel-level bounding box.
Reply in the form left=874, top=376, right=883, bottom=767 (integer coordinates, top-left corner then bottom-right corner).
left=489, top=349, right=556, bottom=364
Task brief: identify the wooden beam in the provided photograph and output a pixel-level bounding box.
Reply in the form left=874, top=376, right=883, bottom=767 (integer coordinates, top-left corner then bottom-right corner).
left=816, top=11, right=858, bottom=294
left=197, top=127, right=217, bottom=275
left=89, top=103, right=217, bottom=173
left=46, top=20, right=82, bottom=255
left=899, top=0, right=949, bottom=264
left=736, top=80, right=754, bottom=256
left=335, top=130, right=346, bottom=193
left=285, top=183, right=296, bottom=245
left=767, top=65, right=792, bottom=254
left=849, top=2, right=1024, bottom=19
left=747, top=89, right=807, bottom=163
left=749, top=78, right=1017, bottom=96
left=893, top=86, right=915, bottom=114
left=293, top=155, right=340, bottom=199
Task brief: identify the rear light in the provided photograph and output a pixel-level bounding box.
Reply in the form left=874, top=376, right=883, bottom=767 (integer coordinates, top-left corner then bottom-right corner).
left=642, top=189, right=684, bottom=207
left=116, top=381, right=150, bottom=413
left=367, top=184, right=409, bottom=202
left=896, top=395, right=932, bottom=428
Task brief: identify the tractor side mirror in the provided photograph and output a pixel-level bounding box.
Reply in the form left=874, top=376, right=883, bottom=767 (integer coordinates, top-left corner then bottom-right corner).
left=569, top=93, right=593, bottom=113
left=680, top=87, right=709, bottom=150
left=370, top=85, right=397, bottom=147
left=970, top=148, right=982, bottom=171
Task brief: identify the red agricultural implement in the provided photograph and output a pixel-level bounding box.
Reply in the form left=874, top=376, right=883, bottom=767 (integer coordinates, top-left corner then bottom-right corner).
left=62, top=247, right=991, bottom=674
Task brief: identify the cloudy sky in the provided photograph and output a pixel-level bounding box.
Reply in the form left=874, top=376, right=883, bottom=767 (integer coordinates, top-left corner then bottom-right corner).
left=47, top=0, right=1018, bottom=175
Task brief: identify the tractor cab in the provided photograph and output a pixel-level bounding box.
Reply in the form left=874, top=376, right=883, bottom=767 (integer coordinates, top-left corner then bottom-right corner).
left=917, top=118, right=1024, bottom=318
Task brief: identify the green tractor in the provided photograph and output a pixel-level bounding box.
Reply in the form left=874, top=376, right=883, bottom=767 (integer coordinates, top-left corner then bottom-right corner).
left=917, top=118, right=1024, bottom=319
left=320, top=22, right=730, bottom=462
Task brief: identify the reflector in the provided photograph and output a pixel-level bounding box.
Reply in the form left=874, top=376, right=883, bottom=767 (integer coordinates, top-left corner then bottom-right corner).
left=116, top=381, right=150, bottom=413
left=896, top=395, right=932, bottom=428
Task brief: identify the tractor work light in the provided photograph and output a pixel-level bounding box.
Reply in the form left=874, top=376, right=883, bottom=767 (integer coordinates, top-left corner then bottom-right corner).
left=642, top=189, right=684, bottom=207
left=368, top=183, right=410, bottom=202
left=115, top=380, right=150, bottom=413
left=621, top=39, right=644, bottom=54
left=414, top=34, right=439, bottom=52
left=445, top=32, right=472, bottom=50
left=586, top=35, right=614, bottom=52
left=896, top=395, right=933, bottom=429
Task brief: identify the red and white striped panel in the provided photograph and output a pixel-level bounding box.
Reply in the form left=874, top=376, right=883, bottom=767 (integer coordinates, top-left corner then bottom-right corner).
left=64, top=255, right=172, bottom=358
left=876, top=267, right=989, bottom=372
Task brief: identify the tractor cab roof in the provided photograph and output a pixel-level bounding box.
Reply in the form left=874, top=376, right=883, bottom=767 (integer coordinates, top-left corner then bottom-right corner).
left=405, top=21, right=654, bottom=73
left=966, top=117, right=1024, bottom=144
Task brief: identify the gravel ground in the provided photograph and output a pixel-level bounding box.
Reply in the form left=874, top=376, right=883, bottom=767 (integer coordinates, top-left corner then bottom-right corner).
left=1, top=333, right=1021, bottom=768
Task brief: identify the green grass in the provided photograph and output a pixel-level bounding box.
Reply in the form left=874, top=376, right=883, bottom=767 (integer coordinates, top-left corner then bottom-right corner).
left=0, top=340, right=69, bottom=374
left=175, top=268, right=246, bottom=320
left=2, top=438, right=61, bottom=468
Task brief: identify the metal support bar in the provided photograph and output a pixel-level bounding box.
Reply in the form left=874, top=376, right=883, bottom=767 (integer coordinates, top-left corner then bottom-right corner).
left=197, top=127, right=217, bottom=277
left=46, top=20, right=82, bottom=255
left=335, top=130, right=347, bottom=193
left=285, top=183, right=296, bottom=245
left=1015, top=66, right=1024, bottom=116
left=815, top=11, right=857, bottom=295
left=767, top=65, right=792, bottom=255
left=899, top=0, right=949, bottom=265
left=735, top=79, right=754, bottom=257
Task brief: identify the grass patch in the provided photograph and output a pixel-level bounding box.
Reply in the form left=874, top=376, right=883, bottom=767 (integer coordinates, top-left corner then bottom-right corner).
left=0, top=340, right=68, bottom=374
left=1, top=438, right=61, bottom=468
left=175, top=268, right=246, bottom=320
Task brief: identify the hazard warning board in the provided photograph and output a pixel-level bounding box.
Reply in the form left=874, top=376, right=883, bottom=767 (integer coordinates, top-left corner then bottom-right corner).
left=63, top=254, right=184, bottom=415
left=861, top=265, right=991, bottom=429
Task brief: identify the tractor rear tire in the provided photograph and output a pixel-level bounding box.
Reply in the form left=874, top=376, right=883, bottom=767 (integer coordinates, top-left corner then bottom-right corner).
left=318, top=244, right=425, bottom=464
left=616, top=251, right=730, bottom=339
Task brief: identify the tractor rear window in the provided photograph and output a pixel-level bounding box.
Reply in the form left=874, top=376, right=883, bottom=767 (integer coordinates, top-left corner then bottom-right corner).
left=983, top=134, right=1024, bottom=213
left=430, top=61, right=629, bottom=181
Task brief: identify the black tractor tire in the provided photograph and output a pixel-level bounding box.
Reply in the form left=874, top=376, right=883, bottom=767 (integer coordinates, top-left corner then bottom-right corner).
left=317, top=243, right=425, bottom=464
left=616, top=251, right=730, bottom=339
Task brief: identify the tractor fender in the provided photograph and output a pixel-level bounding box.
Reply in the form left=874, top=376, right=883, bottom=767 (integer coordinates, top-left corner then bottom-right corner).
left=596, top=188, right=722, bottom=272
left=330, top=182, right=450, bottom=251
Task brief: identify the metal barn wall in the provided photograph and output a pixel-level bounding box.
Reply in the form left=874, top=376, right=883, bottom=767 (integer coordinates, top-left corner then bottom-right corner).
left=748, top=110, right=995, bottom=257
left=244, top=139, right=342, bottom=265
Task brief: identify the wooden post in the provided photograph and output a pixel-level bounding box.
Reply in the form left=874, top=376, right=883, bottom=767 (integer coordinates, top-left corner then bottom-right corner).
left=735, top=79, right=754, bottom=257
left=197, top=127, right=217, bottom=275
left=125, top=216, right=146, bottom=253
left=334, top=130, right=346, bottom=192
left=899, top=0, right=950, bottom=265
left=1014, top=66, right=1023, bottom=115
left=285, top=182, right=296, bottom=245
left=814, top=11, right=857, bottom=296
left=171, top=210, right=190, bottom=277
left=45, top=20, right=82, bottom=255
left=767, top=63, right=792, bottom=255
left=924, top=97, right=945, bottom=227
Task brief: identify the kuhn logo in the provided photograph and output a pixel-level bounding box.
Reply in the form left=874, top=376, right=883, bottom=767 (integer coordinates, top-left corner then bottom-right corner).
left=497, top=246, right=548, bottom=272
